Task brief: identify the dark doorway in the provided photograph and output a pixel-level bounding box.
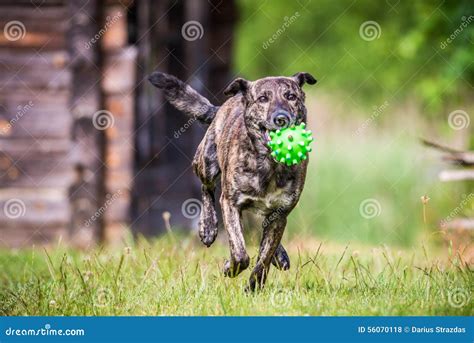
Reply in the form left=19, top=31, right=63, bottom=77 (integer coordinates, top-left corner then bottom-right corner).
left=129, top=0, right=237, bottom=235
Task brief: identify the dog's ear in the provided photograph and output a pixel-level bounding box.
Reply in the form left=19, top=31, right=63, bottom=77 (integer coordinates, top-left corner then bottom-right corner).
left=292, top=72, right=317, bottom=87
left=223, top=78, right=249, bottom=97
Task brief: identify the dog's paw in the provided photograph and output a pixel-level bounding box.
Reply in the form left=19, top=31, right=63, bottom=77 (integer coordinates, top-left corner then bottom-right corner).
left=199, top=227, right=218, bottom=247
left=245, top=267, right=266, bottom=292
left=271, top=247, right=290, bottom=271
left=223, top=256, right=249, bottom=278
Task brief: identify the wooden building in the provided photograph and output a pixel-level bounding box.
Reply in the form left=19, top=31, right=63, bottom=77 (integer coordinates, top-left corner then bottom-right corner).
left=0, top=0, right=236, bottom=247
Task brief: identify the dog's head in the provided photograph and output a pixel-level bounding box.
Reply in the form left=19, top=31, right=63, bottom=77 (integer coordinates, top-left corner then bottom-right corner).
left=223, top=72, right=316, bottom=145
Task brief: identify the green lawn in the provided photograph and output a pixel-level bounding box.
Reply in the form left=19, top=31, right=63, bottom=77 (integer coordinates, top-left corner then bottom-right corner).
left=1, top=234, right=471, bottom=316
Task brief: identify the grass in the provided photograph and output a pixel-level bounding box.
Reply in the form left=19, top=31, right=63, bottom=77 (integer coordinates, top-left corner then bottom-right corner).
left=285, top=95, right=466, bottom=246
left=1, top=234, right=472, bottom=316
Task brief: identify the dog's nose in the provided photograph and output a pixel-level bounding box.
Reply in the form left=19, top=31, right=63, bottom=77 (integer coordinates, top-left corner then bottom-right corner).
left=271, top=111, right=292, bottom=128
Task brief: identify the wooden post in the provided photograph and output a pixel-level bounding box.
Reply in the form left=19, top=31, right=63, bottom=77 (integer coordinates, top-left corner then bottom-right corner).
left=100, top=1, right=136, bottom=244
left=67, top=0, right=105, bottom=247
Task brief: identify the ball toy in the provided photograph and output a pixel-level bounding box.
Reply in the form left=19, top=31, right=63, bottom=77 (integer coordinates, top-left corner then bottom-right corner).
left=267, top=123, right=313, bottom=166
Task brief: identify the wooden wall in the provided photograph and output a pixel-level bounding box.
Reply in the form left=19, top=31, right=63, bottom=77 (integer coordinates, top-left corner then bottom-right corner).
left=0, top=0, right=72, bottom=247
left=0, top=0, right=235, bottom=247
left=0, top=0, right=136, bottom=247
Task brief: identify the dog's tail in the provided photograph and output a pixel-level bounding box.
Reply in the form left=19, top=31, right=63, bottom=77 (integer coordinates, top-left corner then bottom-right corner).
left=148, top=72, right=218, bottom=124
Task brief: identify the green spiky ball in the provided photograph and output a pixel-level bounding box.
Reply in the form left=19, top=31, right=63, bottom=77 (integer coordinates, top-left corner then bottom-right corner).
left=267, top=123, right=313, bottom=166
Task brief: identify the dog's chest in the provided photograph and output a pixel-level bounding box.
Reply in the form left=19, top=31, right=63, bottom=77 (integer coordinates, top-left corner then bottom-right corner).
left=237, top=176, right=296, bottom=214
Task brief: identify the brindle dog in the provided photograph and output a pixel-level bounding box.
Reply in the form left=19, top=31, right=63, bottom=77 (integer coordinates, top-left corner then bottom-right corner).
left=149, top=71, right=317, bottom=291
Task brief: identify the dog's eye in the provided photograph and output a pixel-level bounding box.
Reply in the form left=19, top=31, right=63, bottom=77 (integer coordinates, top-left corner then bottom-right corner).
left=286, top=93, right=297, bottom=101
left=257, top=95, right=269, bottom=103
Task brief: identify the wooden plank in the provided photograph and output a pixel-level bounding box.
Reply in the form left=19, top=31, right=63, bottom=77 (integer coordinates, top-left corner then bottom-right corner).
left=0, top=87, right=69, bottom=105
left=0, top=140, right=74, bottom=188
left=101, top=47, right=138, bottom=94
left=0, top=138, right=71, bottom=153
left=0, top=88, right=71, bottom=139
left=0, top=50, right=71, bottom=90
left=442, top=218, right=474, bottom=230
left=0, top=188, right=70, bottom=225
left=0, top=187, right=70, bottom=247
left=0, top=1, right=65, bottom=7
left=443, top=152, right=474, bottom=166
left=441, top=218, right=474, bottom=264
left=0, top=48, right=68, bottom=65
left=421, top=139, right=474, bottom=166
left=0, top=20, right=67, bottom=37
left=439, top=169, right=474, bottom=182
left=104, top=0, right=133, bottom=5
left=101, top=5, right=128, bottom=51
left=0, top=6, right=67, bottom=29
left=0, top=226, right=68, bottom=248
left=0, top=18, right=66, bottom=50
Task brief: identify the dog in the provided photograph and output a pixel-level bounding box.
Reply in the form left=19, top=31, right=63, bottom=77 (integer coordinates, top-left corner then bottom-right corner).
left=149, top=71, right=317, bottom=290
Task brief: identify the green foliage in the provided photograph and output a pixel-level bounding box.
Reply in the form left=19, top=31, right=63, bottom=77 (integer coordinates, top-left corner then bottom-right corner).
left=287, top=129, right=463, bottom=246
left=235, top=0, right=473, bottom=115
left=0, top=236, right=471, bottom=315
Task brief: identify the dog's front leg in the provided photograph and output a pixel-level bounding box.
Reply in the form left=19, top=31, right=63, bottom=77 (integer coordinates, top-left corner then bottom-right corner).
left=247, top=215, right=287, bottom=291
left=221, top=196, right=250, bottom=277
left=199, top=184, right=218, bottom=247
left=272, top=244, right=290, bottom=270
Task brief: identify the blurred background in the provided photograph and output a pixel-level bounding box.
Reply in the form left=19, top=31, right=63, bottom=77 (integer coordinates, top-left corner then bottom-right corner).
left=0, top=0, right=472, bottom=258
